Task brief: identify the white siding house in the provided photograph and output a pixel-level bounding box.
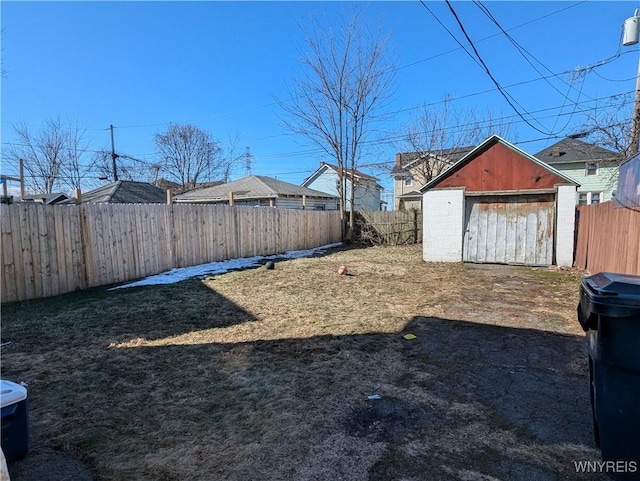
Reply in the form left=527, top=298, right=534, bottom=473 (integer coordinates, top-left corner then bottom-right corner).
left=302, top=163, right=384, bottom=211
left=535, top=138, right=622, bottom=205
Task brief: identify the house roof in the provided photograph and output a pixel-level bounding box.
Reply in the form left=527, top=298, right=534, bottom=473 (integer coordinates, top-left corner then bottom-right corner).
left=420, top=135, right=579, bottom=193
left=174, top=175, right=338, bottom=203
left=534, top=137, right=621, bottom=164
left=391, top=146, right=475, bottom=175
left=302, top=162, right=379, bottom=187
left=397, top=190, right=423, bottom=200
left=21, top=193, right=69, bottom=205
left=80, top=181, right=167, bottom=204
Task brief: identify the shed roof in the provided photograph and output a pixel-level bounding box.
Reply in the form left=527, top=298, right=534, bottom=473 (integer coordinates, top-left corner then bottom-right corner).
left=175, top=175, right=338, bottom=203
left=420, top=135, right=579, bottom=193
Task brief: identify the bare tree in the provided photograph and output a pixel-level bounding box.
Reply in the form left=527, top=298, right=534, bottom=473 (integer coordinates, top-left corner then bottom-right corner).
left=402, top=94, right=517, bottom=185
left=154, top=123, right=225, bottom=191
left=579, top=100, right=632, bottom=159
left=279, top=7, right=396, bottom=240
left=1, top=28, right=7, bottom=78
left=221, top=132, right=249, bottom=182
left=59, top=120, right=96, bottom=190
left=9, top=117, right=94, bottom=194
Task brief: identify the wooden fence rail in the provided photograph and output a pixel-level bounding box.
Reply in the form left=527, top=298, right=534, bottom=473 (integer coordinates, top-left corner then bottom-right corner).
left=1, top=204, right=342, bottom=303
left=574, top=201, right=640, bottom=275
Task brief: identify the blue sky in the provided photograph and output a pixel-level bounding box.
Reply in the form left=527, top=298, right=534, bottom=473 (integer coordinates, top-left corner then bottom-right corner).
left=1, top=1, right=638, bottom=200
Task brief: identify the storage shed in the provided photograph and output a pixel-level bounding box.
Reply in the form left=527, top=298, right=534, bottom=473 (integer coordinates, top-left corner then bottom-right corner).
left=421, top=135, right=579, bottom=267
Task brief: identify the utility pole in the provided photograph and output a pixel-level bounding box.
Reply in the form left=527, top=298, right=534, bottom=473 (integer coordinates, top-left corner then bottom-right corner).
left=630, top=62, right=640, bottom=157
left=19, top=158, right=25, bottom=199
left=624, top=10, right=640, bottom=156
left=110, top=124, right=119, bottom=181
left=244, top=146, right=253, bottom=176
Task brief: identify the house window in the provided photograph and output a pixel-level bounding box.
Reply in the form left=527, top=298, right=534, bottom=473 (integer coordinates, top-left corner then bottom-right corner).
left=578, top=192, right=602, bottom=205
left=404, top=177, right=413, bottom=187
left=578, top=193, right=588, bottom=205
left=586, top=163, right=598, bottom=176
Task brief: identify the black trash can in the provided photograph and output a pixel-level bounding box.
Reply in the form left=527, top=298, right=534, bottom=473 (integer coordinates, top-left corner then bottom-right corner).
left=578, top=272, right=640, bottom=480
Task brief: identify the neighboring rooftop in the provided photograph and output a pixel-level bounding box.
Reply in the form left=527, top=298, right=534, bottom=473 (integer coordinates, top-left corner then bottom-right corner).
left=175, top=175, right=338, bottom=203
left=20, top=193, right=69, bottom=205
left=391, top=146, right=475, bottom=176
left=302, top=162, right=383, bottom=191
left=534, top=137, right=622, bottom=164
left=80, top=181, right=167, bottom=204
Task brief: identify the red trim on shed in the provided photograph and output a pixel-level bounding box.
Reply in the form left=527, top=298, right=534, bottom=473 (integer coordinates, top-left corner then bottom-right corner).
left=432, top=142, right=570, bottom=191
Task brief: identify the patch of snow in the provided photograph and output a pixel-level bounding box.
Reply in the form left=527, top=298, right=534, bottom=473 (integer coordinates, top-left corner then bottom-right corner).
left=111, top=242, right=343, bottom=290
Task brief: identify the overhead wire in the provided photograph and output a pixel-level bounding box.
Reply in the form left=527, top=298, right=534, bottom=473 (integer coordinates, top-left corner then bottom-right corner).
left=438, top=0, right=554, bottom=135
left=1, top=89, right=633, bottom=172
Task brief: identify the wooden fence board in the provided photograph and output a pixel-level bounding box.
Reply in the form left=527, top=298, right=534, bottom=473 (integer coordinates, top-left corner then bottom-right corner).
left=575, top=202, right=640, bottom=275
left=1, top=208, right=16, bottom=303
left=1, top=204, right=342, bottom=303
left=355, top=210, right=422, bottom=245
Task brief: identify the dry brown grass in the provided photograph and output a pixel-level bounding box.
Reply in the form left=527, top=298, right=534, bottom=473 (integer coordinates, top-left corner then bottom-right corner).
left=1, top=245, right=605, bottom=480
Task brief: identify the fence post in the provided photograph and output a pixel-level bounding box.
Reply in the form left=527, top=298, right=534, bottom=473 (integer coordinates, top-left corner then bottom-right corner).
left=413, top=209, right=418, bottom=244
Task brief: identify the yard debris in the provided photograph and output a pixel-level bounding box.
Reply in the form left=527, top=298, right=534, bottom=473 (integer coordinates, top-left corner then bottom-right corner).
left=403, top=333, right=416, bottom=340
left=265, top=261, right=275, bottom=270
left=338, top=265, right=348, bottom=275
left=366, top=394, right=381, bottom=400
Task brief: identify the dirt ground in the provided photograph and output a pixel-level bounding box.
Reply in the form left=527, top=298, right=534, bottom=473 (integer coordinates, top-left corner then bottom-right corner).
left=2, top=245, right=608, bottom=480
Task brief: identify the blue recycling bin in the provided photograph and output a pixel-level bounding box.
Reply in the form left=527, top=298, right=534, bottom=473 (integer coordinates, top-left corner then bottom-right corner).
left=578, top=272, right=640, bottom=480
left=0, top=379, right=29, bottom=462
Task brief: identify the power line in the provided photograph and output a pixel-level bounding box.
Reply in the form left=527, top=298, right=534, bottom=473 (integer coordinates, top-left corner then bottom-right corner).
left=440, top=0, right=553, bottom=135
left=472, top=0, right=593, bottom=104
left=1, top=2, right=614, bottom=136
left=1, top=89, right=632, bottom=167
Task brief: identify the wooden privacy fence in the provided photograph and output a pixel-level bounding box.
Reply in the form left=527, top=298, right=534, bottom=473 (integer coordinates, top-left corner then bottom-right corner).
left=355, top=210, right=422, bottom=245
left=574, top=201, right=640, bottom=275
left=1, top=203, right=342, bottom=303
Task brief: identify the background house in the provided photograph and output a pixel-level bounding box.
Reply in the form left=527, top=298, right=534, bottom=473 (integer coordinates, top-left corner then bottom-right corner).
left=391, top=147, right=474, bottom=211
left=19, top=193, right=69, bottom=205
left=174, top=175, right=338, bottom=210
left=421, top=135, right=578, bottom=267
left=301, top=162, right=384, bottom=211
left=534, top=137, right=622, bottom=205
left=72, top=181, right=168, bottom=204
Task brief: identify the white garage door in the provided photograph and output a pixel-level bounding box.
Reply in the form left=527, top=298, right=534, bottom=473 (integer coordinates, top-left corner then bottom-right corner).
left=463, top=194, right=555, bottom=266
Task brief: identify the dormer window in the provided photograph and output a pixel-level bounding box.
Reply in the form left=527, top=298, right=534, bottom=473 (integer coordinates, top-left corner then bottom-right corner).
left=586, top=163, right=598, bottom=176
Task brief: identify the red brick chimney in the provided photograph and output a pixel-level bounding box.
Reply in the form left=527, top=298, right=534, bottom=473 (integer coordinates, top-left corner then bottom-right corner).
left=395, top=153, right=402, bottom=167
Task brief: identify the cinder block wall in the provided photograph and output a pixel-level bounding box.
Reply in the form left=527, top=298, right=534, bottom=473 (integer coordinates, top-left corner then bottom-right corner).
left=422, top=188, right=464, bottom=262
left=555, top=184, right=577, bottom=267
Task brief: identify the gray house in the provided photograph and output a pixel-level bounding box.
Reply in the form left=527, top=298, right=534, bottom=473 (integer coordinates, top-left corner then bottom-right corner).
left=174, top=175, right=338, bottom=210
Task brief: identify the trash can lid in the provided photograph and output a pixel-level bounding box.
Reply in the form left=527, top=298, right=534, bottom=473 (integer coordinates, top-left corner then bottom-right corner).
left=586, top=272, right=640, bottom=297
left=0, top=380, right=27, bottom=408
